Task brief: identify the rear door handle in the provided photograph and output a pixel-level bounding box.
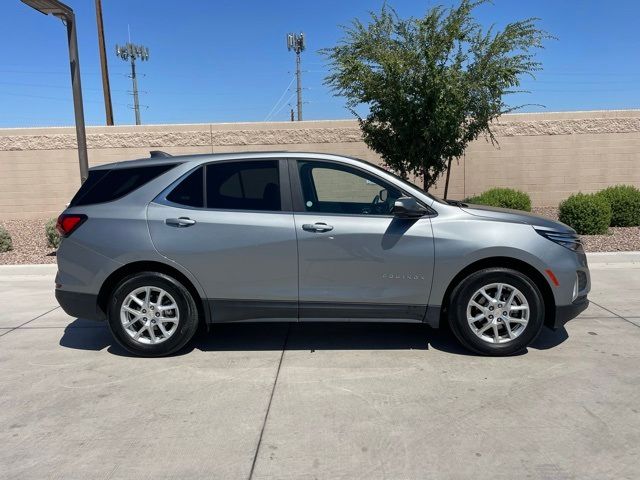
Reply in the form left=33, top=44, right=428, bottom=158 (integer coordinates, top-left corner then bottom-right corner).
left=165, top=217, right=196, bottom=227
left=302, top=222, right=333, bottom=233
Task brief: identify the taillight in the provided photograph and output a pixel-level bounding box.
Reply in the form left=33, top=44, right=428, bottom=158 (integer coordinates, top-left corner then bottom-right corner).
left=56, top=214, right=87, bottom=237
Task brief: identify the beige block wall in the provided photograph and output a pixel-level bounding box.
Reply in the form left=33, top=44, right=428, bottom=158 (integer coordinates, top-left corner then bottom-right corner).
left=434, top=130, right=640, bottom=204
left=1, top=111, right=640, bottom=218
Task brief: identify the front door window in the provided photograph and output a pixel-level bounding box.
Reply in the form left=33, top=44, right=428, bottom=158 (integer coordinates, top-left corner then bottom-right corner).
left=297, top=161, right=402, bottom=216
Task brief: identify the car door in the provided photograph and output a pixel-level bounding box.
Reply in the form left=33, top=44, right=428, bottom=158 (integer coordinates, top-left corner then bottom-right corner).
left=147, top=159, right=298, bottom=322
left=291, top=158, right=435, bottom=322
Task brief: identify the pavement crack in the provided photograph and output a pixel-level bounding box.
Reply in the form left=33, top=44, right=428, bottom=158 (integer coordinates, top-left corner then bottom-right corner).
left=590, top=300, right=639, bottom=329
left=247, top=323, right=291, bottom=480
left=0, top=306, right=60, bottom=337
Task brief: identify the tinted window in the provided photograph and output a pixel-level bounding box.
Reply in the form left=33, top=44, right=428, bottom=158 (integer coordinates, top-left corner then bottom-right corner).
left=70, top=164, right=177, bottom=206
left=206, top=161, right=280, bottom=211
left=166, top=167, right=204, bottom=207
left=298, top=161, right=402, bottom=215
left=68, top=169, right=109, bottom=206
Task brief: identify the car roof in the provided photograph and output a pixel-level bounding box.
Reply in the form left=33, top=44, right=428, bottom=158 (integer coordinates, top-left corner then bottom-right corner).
left=89, top=151, right=358, bottom=170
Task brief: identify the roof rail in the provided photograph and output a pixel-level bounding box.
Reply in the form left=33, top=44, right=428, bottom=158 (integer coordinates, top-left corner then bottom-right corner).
left=149, top=150, right=173, bottom=158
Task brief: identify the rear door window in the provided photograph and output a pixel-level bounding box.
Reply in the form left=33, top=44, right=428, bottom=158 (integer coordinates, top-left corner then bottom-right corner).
left=205, top=161, right=281, bottom=211
left=70, top=164, right=177, bottom=206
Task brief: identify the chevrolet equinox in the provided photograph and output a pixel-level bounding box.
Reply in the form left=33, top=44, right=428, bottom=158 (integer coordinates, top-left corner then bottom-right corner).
left=55, top=152, right=590, bottom=356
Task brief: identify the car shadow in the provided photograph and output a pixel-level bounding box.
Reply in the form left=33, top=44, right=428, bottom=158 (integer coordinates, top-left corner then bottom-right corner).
left=529, top=325, right=570, bottom=350
left=59, top=319, right=569, bottom=357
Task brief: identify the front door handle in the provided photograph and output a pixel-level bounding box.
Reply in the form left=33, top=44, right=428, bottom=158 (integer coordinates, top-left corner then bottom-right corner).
left=302, top=222, right=333, bottom=233
left=165, top=217, right=196, bottom=227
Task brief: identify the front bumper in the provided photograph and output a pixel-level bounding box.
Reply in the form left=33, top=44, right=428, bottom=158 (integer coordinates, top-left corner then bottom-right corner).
left=55, top=289, right=105, bottom=321
left=552, top=295, right=589, bottom=329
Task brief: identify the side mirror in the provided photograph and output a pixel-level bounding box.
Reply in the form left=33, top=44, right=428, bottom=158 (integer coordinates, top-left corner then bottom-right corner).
left=392, top=196, right=427, bottom=219
left=378, top=188, right=388, bottom=202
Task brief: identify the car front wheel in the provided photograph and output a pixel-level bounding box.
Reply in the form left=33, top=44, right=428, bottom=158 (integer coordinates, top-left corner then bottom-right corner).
left=448, top=267, right=544, bottom=356
left=107, top=272, right=200, bottom=357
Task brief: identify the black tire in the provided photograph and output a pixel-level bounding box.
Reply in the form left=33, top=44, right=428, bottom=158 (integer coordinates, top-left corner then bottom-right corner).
left=107, top=271, right=200, bottom=357
left=448, top=267, right=544, bottom=356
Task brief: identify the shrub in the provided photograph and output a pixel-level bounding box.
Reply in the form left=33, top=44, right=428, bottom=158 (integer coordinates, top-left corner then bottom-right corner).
left=0, top=226, right=12, bottom=253
left=46, top=218, right=61, bottom=249
left=464, top=188, right=531, bottom=212
left=597, top=185, right=640, bottom=227
left=558, top=193, right=611, bottom=235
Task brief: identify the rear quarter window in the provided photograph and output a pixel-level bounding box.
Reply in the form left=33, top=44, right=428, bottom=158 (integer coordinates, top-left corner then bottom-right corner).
left=166, top=167, right=204, bottom=208
left=70, top=164, right=177, bottom=206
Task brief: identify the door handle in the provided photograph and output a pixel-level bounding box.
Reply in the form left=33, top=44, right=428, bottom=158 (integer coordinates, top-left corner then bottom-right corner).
left=165, top=217, right=196, bottom=227
left=302, top=222, right=333, bottom=233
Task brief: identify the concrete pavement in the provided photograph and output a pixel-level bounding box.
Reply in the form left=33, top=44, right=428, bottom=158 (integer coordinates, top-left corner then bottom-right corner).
left=1, top=254, right=639, bottom=479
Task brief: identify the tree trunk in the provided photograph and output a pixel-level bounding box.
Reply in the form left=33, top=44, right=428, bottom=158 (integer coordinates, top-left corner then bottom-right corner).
left=443, top=157, right=453, bottom=200
left=423, top=168, right=428, bottom=191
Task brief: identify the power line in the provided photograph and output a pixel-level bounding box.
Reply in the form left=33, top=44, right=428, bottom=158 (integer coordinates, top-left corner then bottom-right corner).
left=0, top=81, right=129, bottom=93
left=264, top=76, right=296, bottom=121
left=0, top=91, right=128, bottom=107
left=271, top=92, right=297, bottom=120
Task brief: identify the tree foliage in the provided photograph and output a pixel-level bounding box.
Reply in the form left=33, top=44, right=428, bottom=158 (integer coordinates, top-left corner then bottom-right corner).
left=322, top=0, right=551, bottom=190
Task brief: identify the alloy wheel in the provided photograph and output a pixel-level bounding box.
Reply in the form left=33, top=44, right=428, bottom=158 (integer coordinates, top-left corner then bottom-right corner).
left=466, top=282, right=530, bottom=344
left=120, top=286, right=180, bottom=345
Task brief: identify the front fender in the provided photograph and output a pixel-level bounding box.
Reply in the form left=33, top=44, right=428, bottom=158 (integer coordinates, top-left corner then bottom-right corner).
left=428, top=215, right=564, bottom=307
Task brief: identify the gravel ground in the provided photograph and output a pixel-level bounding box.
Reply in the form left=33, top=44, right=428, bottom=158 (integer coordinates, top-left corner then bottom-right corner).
left=0, top=218, right=57, bottom=265
left=530, top=206, right=560, bottom=220
left=531, top=207, right=640, bottom=252
left=1, top=212, right=639, bottom=265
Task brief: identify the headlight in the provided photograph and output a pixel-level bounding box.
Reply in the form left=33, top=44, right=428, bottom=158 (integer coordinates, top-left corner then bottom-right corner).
left=535, top=228, right=582, bottom=251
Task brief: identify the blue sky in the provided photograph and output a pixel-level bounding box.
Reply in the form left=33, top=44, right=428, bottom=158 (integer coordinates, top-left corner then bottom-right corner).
left=2, top=0, right=640, bottom=127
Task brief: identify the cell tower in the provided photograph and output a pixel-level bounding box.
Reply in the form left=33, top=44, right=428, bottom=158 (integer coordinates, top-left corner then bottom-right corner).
left=287, top=32, right=305, bottom=121
left=115, top=42, right=149, bottom=125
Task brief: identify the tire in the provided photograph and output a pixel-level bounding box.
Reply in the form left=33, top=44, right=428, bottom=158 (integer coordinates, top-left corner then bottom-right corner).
left=447, top=267, right=544, bottom=356
left=107, top=271, right=200, bottom=357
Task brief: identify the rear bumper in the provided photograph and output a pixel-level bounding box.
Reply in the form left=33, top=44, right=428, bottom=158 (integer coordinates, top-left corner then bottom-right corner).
left=552, top=296, right=589, bottom=329
left=55, top=289, right=105, bottom=321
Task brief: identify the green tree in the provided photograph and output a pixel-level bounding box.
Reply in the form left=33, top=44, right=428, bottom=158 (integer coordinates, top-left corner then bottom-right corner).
left=322, top=0, right=551, bottom=193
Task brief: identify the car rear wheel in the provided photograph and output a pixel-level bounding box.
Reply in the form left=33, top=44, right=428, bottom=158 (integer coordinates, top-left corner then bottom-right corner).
left=107, top=272, right=199, bottom=357
left=448, top=267, right=544, bottom=356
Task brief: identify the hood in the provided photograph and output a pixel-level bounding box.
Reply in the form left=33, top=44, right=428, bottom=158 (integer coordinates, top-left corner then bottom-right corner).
left=460, top=203, right=574, bottom=233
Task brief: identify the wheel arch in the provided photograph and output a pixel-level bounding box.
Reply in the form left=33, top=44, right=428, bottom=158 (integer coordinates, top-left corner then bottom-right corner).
left=97, top=260, right=210, bottom=324
left=438, top=256, right=556, bottom=329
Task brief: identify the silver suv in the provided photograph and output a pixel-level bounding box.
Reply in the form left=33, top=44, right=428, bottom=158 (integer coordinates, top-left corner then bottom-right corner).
left=55, top=152, right=590, bottom=357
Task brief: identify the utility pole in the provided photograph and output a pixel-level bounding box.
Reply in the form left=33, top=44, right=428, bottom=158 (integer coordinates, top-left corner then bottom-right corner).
left=95, top=0, right=114, bottom=125
left=115, top=41, right=149, bottom=125
left=286, top=32, right=305, bottom=121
